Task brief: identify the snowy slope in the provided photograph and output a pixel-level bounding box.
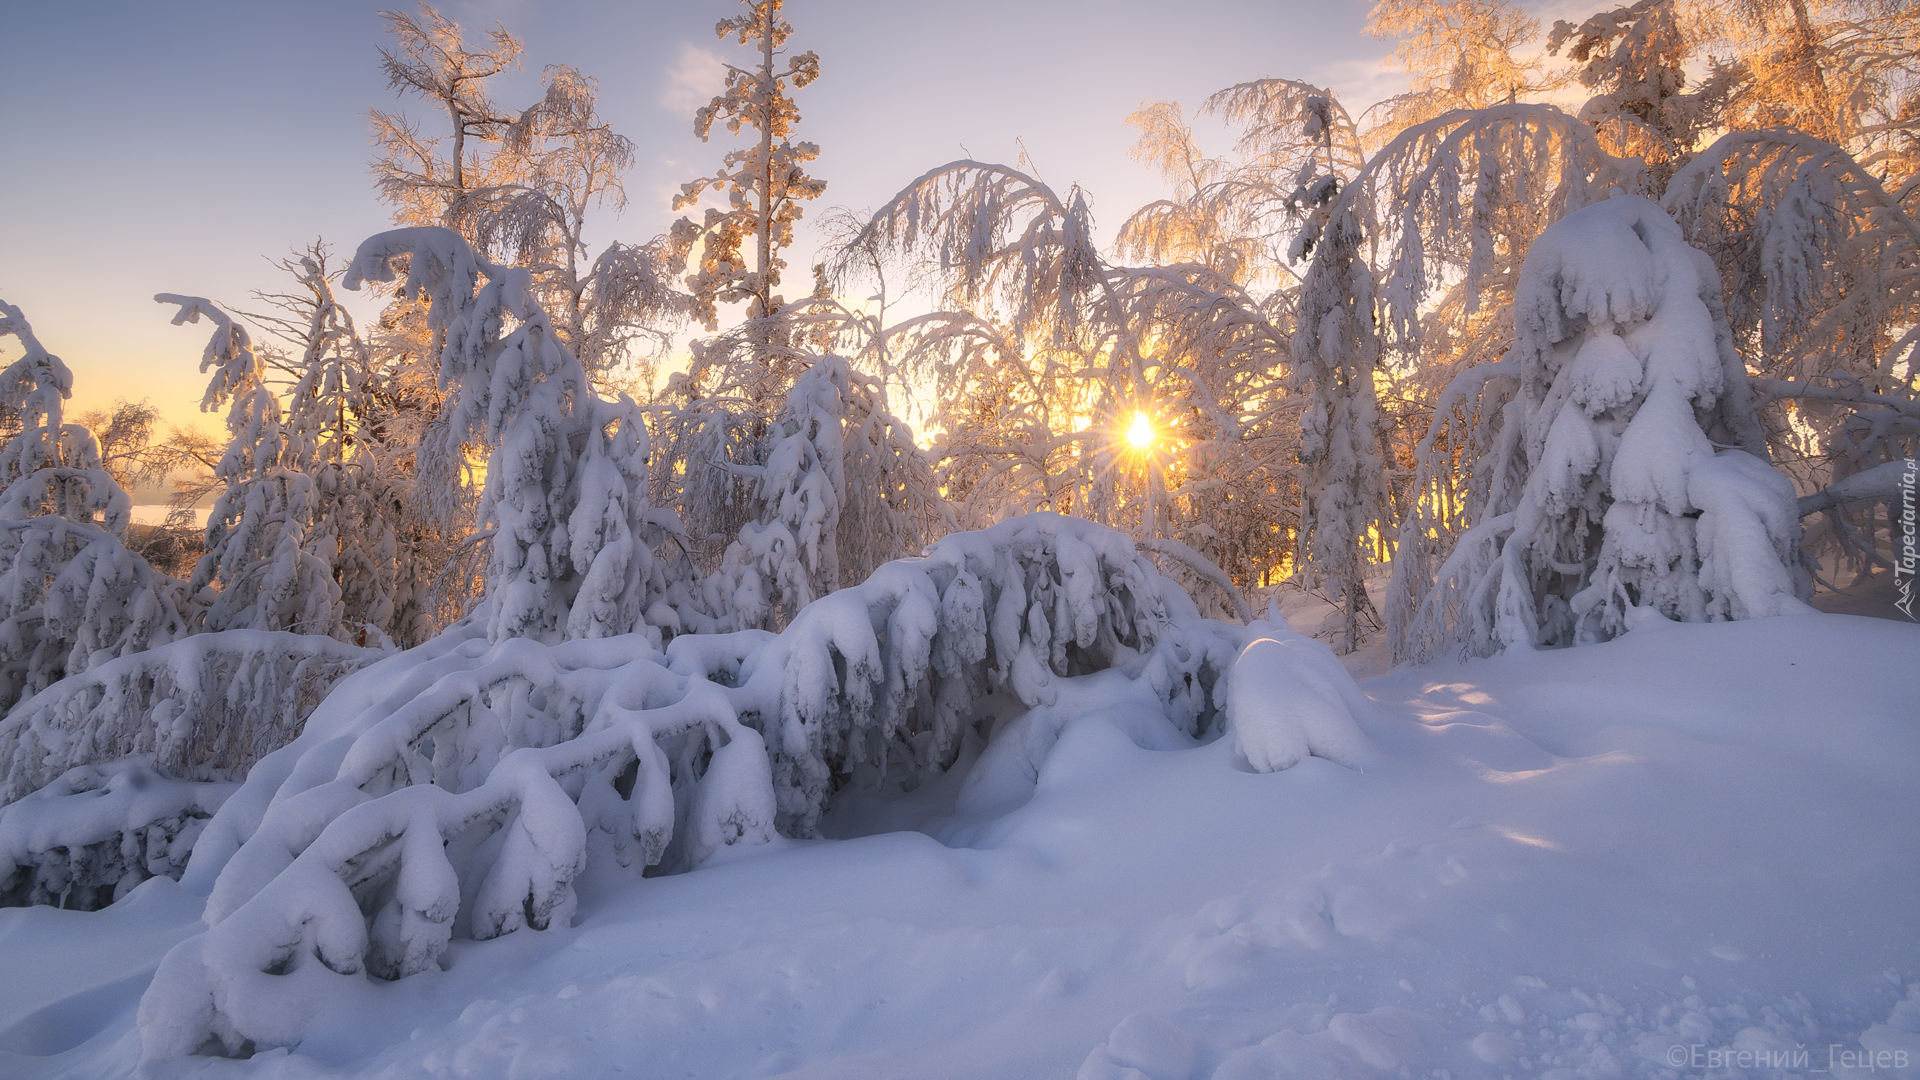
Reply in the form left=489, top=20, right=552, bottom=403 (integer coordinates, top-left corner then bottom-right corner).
left=2, top=611, right=1915, bottom=1080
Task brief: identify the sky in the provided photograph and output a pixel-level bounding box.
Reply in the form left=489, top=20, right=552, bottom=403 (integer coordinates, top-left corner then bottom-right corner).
left=1, top=0, right=1411, bottom=450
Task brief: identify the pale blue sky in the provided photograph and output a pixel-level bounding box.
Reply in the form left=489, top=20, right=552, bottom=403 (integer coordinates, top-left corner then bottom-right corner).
left=1, top=0, right=1403, bottom=437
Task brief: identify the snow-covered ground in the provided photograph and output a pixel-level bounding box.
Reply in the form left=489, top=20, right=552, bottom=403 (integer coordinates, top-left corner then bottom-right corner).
left=1, top=611, right=1914, bottom=1080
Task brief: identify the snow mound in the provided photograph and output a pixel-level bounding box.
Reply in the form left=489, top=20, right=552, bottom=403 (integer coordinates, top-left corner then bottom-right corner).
left=1226, top=636, right=1372, bottom=772
left=1079, top=1012, right=1200, bottom=1080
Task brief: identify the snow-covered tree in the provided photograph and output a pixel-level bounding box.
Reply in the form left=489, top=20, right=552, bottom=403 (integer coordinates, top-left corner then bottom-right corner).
left=1548, top=0, right=1740, bottom=187
left=0, top=306, right=127, bottom=530
left=0, top=628, right=378, bottom=914
left=1665, top=129, right=1920, bottom=583
left=649, top=350, right=760, bottom=574
left=73, top=399, right=177, bottom=494
left=649, top=247, right=950, bottom=625
left=369, top=5, right=523, bottom=235
left=648, top=0, right=829, bottom=548
left=0, top=301, right=191, bottom=716
left=1287, top=101, right=1633, bottom=650
left=1118, top=99, right=1285, bottom=282
left=72, top=398, right=209, bottom=580
left=0, top=628, right=378, bottom=805
left=1288, top=212, right=1393, bottom=651
left=342, top=226, right=684, bottom=646
left=839, top=164, right=1157, bottom=507
left=1365, top=0, right=1564, bottom=143
left=836, top=147, right=1298, bottom=618
left=697, top=355, right=944, bottom=631
left=367, top=7, right=686, bottom=631
left=469, top=64, right=689, bottom=387
left=235, top=246, right=424, bottom=646
left=1700, top=0, right=1919, bottom=177
left=674, top=0, right=826, bottom=347
left=1113, top=85, right=1371, bottom=603
left=161, top=294, right=344, bottom=638
left=1392, top=194, right=1812, bottom=660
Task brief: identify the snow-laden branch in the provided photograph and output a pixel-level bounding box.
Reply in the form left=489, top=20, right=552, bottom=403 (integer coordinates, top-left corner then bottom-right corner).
left=841, top=160, right=1102, bottom=349
left=1666, top=130, right=1920, bottom=388
left=0, top=630, right=380, bottom=805
left=1751, top=378, right=1920, bottom=419
left=1796, top=458, right=1916, bottom=517
left=1140, top=538, right=1252, bottom=622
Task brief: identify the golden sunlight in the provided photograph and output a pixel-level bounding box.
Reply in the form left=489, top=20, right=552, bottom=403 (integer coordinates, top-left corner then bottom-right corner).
left=1126, top=411, right=1154, bottom=450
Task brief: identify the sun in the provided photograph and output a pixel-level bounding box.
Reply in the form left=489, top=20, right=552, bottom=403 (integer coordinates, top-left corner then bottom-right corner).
left=1126, top=411, right=1155, bottom=450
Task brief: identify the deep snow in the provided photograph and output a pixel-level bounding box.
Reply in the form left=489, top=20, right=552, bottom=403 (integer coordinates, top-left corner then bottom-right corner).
left=1, top=610, right=1915, bottom=1080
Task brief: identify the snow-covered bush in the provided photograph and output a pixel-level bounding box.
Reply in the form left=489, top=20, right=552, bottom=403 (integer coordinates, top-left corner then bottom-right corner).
left=0, top=759, right=234, bottom=910
left=136, top=513, right=1264, bottom=1060
left=0, top=631, right=378, bottom=911
left=1392, top=194, right=1813, bottom=659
